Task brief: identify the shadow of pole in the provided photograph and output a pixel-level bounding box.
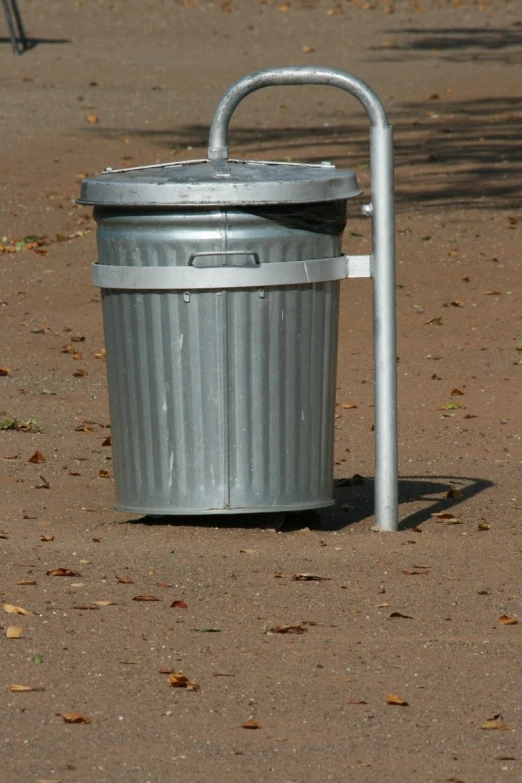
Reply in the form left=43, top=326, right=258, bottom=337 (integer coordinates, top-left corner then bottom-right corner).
left=123, top=474, right=493, bottom=533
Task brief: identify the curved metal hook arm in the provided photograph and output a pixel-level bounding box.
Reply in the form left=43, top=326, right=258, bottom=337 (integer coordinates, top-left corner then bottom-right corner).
left=208, top=66, right=389, bottom=160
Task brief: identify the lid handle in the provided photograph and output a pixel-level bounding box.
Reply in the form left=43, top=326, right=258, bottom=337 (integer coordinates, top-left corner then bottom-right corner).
left=207, top=66, right=389, bottom=161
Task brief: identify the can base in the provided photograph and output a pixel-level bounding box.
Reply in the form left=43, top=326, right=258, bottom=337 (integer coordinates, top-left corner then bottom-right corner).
left=115, top=498, right=335, bottom=516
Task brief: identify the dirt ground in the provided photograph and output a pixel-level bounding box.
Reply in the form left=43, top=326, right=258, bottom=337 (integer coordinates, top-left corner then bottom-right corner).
left=1, top=1, right=521, bottom=781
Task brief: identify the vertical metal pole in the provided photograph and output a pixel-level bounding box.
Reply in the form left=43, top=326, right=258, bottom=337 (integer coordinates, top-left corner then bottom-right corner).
left=2, top=0, right=19, bottom=54
left=10, top=0, right=27, bottom=52
left=370, top=126, right=398, bottom=531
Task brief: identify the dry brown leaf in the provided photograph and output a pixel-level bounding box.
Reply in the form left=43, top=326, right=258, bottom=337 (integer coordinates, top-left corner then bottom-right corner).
left=159, top=665, right=172, bottom=674
left=98, top=469, right=110, bottom=478
left=61, top=712, right=91, bottom=723
left=477, top=522, right=491, bottom=531
left=389, top=611, right=414, bottom=619
left=242, top=719, right=262, bottom=729
left=72, top=605, right=99, bottom=611
left=16, top=579, right=36, bottom=586
left=239, top=548, right=256, bottom=554
left=402, top=570, right=429, bottom=576
left=47, top=568, right=81, bottom=577
left=28, top=450, right=46, bottom=464
left=154, top=581, right=172, bottom=588
left=302, top=44, right=314, bottom=53
left=92, top=600, right=115, bottom=607
left=450, top=388, right=464, bottom=396
left=6, top=625, right=24, bottom=638
left=167, top=671, right=199, bottom=690
left=171, top=600, right=188, bottom=609
left=431, top=512, right=461, bottom=523
left=95, top=349, right=106, bottom=359
left=385, top=693, right=409, bottom=706
left=40, top=535, right=55, bottom=542
left=10, top=683, right=44, bottom=692
left=498, top=615, right=518, bottom=625
left=2, top=602, right=32, bottom=616
left=446, top=488, right=463, bottom=499
left=0, top=366, right=10, bottom=376
left=274, top=572, right=287, bottom=578
left=342, top=402, right=358, bottom=409
left=132, top=595, right=160, bottom=602
left=270, top=624, right=308, bottom=634
left=292, top=574, right=331, bottom=581
left=35, top=475, right=50, bottom=489
left=116, top=575, right=134, bottom=583
left=73, top=368, right=88, bottom=377
left=85, top=114, right=99, bottom=124
left=481, top=719, right=509, bottom=730
left=102, top=436, right=112, bottom=446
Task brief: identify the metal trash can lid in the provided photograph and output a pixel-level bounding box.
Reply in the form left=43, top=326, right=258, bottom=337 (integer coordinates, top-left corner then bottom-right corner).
left=78, top=158, right=361, bottom=207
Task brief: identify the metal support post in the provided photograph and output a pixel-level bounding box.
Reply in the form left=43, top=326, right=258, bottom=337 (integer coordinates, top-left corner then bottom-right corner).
left=2, top=0, right=28, bottom=55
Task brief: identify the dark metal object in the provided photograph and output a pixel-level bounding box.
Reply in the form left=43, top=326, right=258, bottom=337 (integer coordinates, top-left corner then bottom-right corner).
left=2, top=0, right=27, bottom=54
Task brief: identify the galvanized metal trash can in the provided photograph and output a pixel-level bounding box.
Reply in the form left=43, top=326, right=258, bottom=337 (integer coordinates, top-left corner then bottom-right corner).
left=79, top=67, right=398, bottom=531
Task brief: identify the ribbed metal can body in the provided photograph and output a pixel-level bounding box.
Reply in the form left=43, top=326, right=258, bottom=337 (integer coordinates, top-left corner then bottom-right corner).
left=94, top=204, right=345, bottom=514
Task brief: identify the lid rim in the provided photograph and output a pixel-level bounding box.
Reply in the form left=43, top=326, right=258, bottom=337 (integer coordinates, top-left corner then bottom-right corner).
left=79, top=159, right=361, bottom=207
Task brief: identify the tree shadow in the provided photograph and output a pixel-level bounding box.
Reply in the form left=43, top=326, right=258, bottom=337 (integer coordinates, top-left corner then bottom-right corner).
left=88, top=91, right=522, bottom=212
left=370, top=26, right=522, bottom=65
left=125, top=474, right=493, bottom=533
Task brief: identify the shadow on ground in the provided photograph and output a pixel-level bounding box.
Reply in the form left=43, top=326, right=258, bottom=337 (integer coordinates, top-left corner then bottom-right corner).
left=88, top=92, right=522, bottom=211
left=370, top=25, right=522, bottom=65
left=125, top=474, right=493, bottom=533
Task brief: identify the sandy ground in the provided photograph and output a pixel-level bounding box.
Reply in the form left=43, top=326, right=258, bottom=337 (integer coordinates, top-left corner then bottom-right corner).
left=1, top=1, right=521, bottom=782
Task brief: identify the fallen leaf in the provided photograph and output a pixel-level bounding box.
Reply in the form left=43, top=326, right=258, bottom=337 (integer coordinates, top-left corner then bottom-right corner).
left=402, top=570, right=429, bottom=576
left=413, top=564, right=432, bottom=569
left=441, top=402, right=461, bottom=410
left=102, top=436, right=112, bottom=446
left=389, top=611, right=414, bottom=619
left=385, top=693, right=409, bottom=706
left=47, top=568, right=81, bottom=577
left=167, top=671, right=199, bottom=690
left=2, top=602, right=32, bottom=616
left=347, top=698, right=367, bottom=705
left=132, top=595, right=160, bottom=601
left=477, top=522, right=491, bottom=531
left=171, top=600, right=188, bottom=609
left=431, top=512, right=461, bottom=524
left=73, top=368, right=88, bottom=377
left=36, top=475, right=50, bottom=489
left=6, top=625, right=24, bottom=638
left=450, top=388, right=464, bottom=396
left=10, top=683, right=44, bottom=692
left=98, top=469, right=110, bottom=478
left=446, top=488, right=463, bottom=499
left=239, top=548, right=256, bottom=554
left=426, top=316, right=443, bottom=325
left=116, top=575, right=134, bottom=583
left=481, top=719, right=509, bottom=730
left=302, top=44, right=314, bottom=53
left=16, top=579, right=36, bottom=585
left=40, top=535, right=55, bottom=542
left=342, top=402, right=358, bottom=409
left=498, top=615, right=518, bottom=625
left=72, top=605, right=99, bottom=611
left=0, top=367, right=10, bottom=376
left=33, top=653, right=43, bottom=664
left=92, top=600, right=115, bottom=607
left=60, top=712, right=91, bottom=723
left=242, top=719, right=262, bottom=729
left=155, top=581, right=172, bottom=588
left=85, top=114, right=99, bottom=124
left=95, top=349, right=106, bottom=359
left=269, top=624, right=308, bottom=634
left=192, top=627, right=221, bottom=633
left=292, top=574, right=331, bottom=581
